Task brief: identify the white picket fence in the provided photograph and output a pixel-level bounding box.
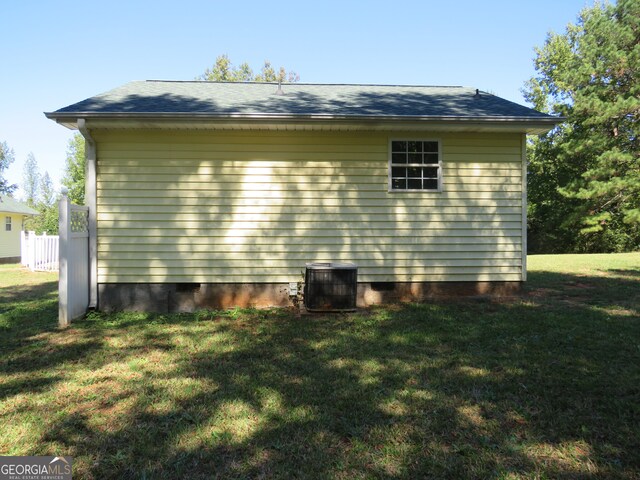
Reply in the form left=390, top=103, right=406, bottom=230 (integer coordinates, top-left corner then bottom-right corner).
left=21, top=231, right=59, bottom=272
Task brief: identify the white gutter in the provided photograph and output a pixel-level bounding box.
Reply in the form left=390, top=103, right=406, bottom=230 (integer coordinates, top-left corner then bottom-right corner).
left=49, top=116, right=562, bottom=135
left=77, top=119, right=98, bottom=309
left=45, top=111, right=565, bottom=124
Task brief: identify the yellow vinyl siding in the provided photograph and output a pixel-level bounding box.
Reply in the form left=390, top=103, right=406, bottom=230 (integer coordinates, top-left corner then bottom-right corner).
left=0, top=213, right=23, bottom=258
left=94, top=130, right=524, bottom=283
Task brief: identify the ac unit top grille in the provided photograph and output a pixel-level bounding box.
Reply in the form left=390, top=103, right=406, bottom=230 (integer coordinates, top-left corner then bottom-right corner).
left=305, top=262, right=357, bottom=270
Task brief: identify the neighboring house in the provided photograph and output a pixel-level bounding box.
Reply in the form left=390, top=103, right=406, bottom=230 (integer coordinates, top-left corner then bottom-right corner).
left=0, top=196, right=38, bottom=263
left=46, top=81, right=562, bottom=312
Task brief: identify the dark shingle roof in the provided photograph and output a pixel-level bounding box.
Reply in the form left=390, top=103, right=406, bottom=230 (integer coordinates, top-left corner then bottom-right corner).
left=0, top=196, right=38, bottom=215
left=48, top=81, right=555, bottom=120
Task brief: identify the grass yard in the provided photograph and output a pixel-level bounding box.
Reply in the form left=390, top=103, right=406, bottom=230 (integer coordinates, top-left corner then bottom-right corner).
left=1, top=255, right=639, bottom=479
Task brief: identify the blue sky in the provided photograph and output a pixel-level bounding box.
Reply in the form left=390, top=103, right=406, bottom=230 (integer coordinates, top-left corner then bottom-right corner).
left=1, top=0, right=593, bottom=196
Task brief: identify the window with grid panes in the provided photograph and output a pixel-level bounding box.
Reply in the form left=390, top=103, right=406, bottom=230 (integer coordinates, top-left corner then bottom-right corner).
left=5, top=216, right=11, bottom=231
left=389, top=140, right=441, bottom=191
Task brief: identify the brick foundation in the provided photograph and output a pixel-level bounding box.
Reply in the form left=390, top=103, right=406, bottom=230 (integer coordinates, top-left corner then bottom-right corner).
left=98, top=281, right=522, bottom=313
left=0, top=256, right=21, bottom=264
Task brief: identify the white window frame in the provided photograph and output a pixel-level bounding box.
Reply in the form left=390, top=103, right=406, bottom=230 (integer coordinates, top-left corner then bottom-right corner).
left=388, top=138, right=443, bottom=193
left=5, top=216, right=11, bottom=231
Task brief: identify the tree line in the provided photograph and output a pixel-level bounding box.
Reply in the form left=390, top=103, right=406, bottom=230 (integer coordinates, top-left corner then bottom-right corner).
left=524, top=0, right=639, bottom=253
left=0, top=137, right=85, bottom=235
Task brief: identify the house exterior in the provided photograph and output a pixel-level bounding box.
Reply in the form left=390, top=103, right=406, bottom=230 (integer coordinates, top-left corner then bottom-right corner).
left=46, top=81, right=561, bottom=312
left=0, top=196, right=38, bottom=263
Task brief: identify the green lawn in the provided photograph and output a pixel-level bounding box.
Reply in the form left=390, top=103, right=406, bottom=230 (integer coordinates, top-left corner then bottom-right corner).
left=1, top=255, right=639, bottom=479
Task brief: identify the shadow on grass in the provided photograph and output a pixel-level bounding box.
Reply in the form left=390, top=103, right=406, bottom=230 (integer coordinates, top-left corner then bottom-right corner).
left=607, top=268, right=640, bottom=278
left=0, top=280, right=58, bottom=334
left=0, top=278, right=105, bottom=401
left=2, top=269, right=639, bottom=479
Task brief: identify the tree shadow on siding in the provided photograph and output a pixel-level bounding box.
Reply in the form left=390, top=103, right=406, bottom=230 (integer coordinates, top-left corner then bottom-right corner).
left=98, top=120, right=523, bottom=307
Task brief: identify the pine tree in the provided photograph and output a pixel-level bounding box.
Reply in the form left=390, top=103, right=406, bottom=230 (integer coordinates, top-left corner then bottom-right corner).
left=22, top=152, right=40, bottom=206
left=39, top=171, right=55, bottom=208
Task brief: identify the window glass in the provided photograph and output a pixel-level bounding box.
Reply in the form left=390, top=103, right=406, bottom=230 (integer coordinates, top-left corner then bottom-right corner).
left=391, top=141, right=407, bottom=152
left=392, top=153, right=407, bottom=164
left=424, top=154, right=439, bottom=164
left=408, top=179, right=422, bottom=189
left=407, top=141, right=422, bottom=153
left=423, top=141, right=438, bottom=153
left=392, top=178, right=407, bottom=189
left=423, top=179, right=438, bottom=189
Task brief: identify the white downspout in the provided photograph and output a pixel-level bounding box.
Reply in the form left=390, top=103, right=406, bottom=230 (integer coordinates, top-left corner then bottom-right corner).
left=77, top=118, right=98, bottom=308
left=521, top=133, right=528, bottom=282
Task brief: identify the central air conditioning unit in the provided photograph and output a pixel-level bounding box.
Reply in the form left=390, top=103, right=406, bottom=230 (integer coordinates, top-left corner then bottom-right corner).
left=304, top=263, right=358, bottom=312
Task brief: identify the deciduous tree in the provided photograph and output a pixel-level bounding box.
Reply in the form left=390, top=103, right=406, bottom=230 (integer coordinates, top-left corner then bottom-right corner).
left=23, top=164, right=59, bottom=234
left=61, top=133, right=85, bottom=205
left=0, top=141, right=17, bottom=195
left=199, top=55, right=299, bottom=83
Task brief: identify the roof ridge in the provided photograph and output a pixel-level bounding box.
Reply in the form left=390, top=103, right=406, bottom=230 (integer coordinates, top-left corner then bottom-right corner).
left=142, top=80, right=467, bottom=88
